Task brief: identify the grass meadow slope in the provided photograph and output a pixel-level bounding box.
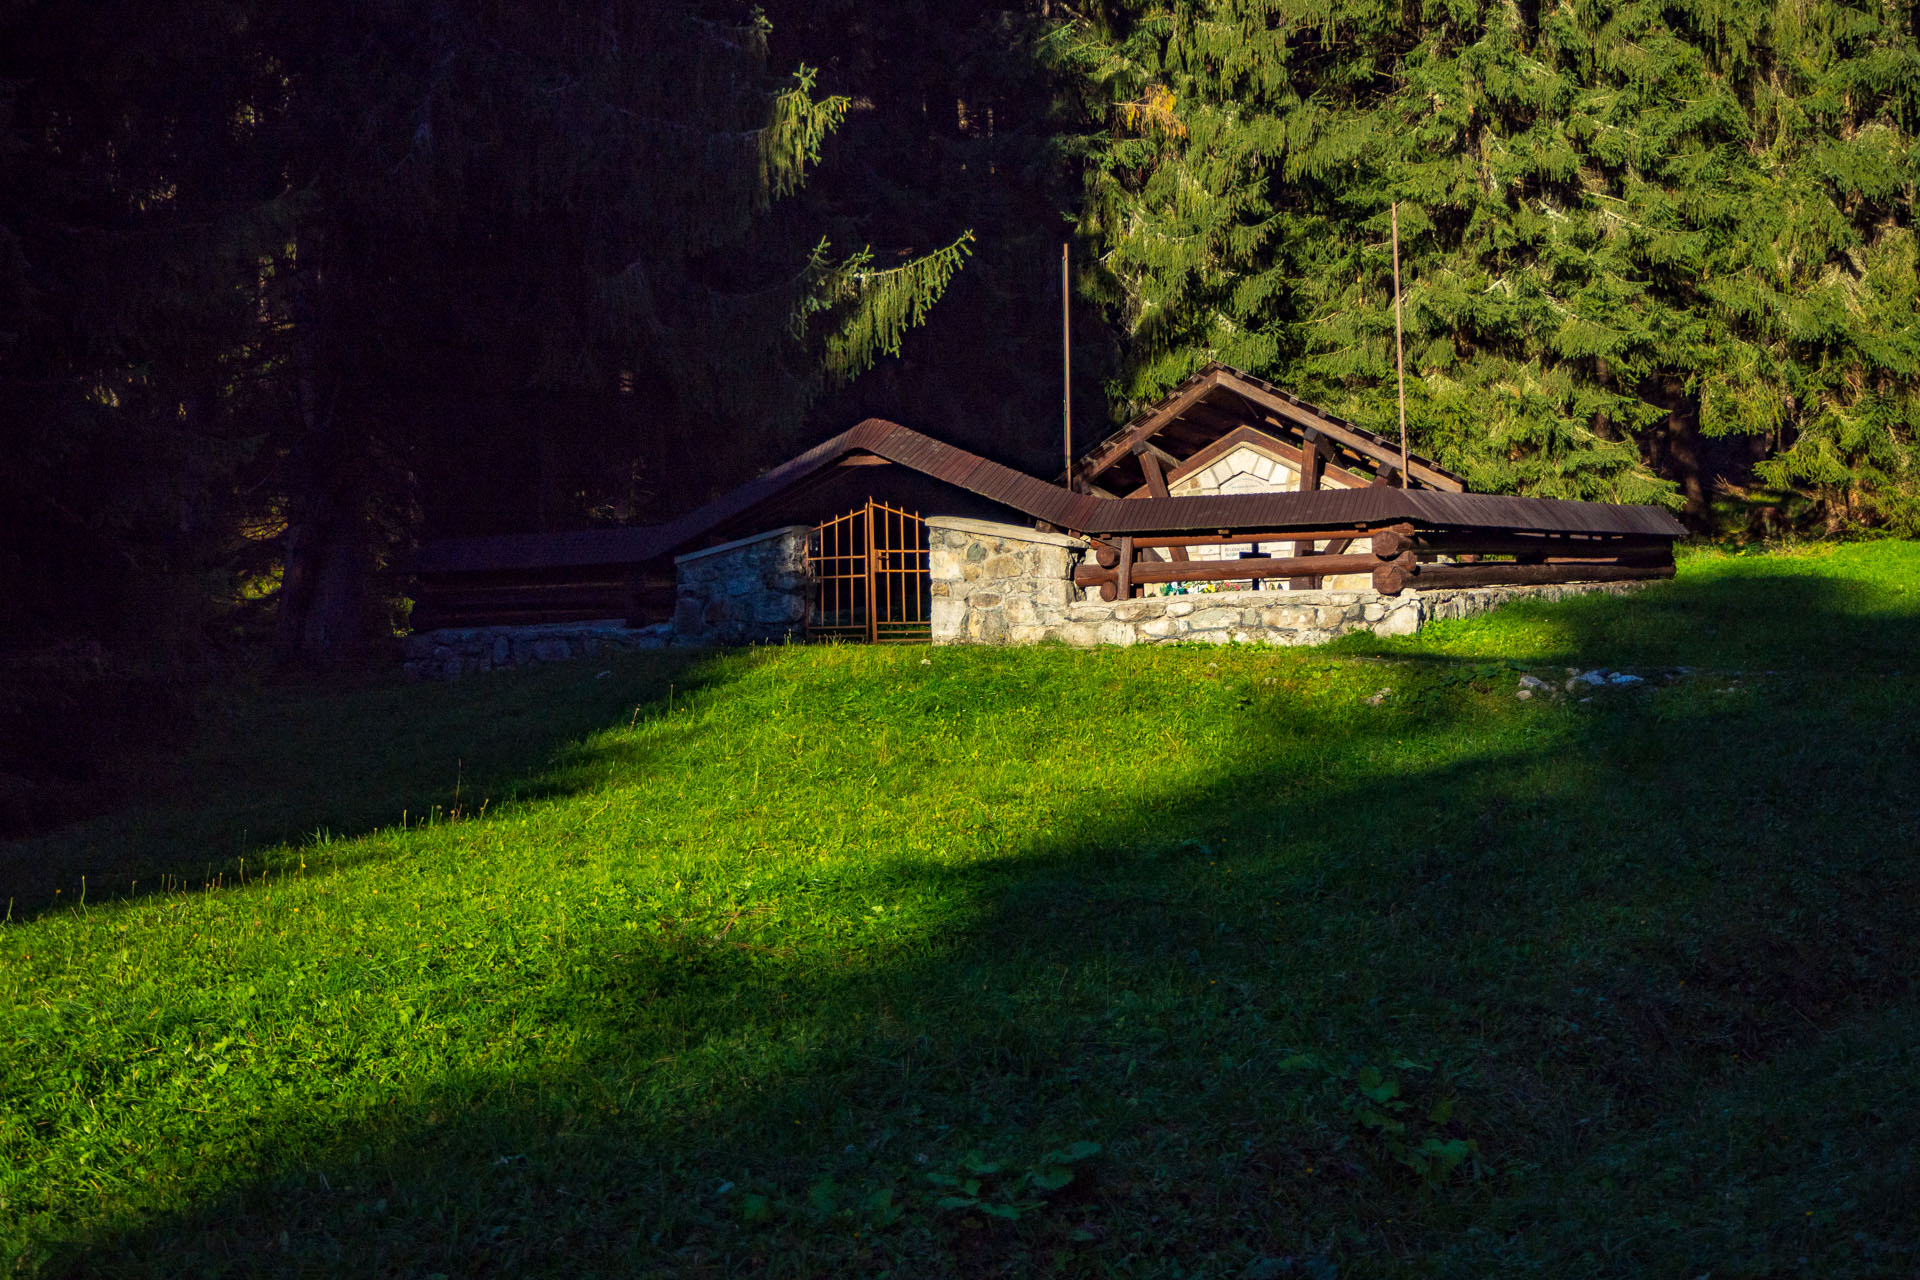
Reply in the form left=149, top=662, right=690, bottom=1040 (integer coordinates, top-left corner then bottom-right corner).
left=3, top=543, right=1917, bottom=1277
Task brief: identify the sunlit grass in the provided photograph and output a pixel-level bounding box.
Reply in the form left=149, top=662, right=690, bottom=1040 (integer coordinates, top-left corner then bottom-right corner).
left=3, top=544, right=1917, bottom=1276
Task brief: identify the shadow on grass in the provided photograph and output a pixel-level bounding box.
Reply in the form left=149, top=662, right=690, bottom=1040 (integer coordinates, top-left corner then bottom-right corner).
left=1339, top=546, right=1920, bottom=671
left=0, top=648, right=730, bottom=919
left=33, top=570, right=1920, bottom=1277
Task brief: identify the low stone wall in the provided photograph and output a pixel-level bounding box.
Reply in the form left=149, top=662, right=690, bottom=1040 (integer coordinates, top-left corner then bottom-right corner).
left=672, top=525, right=810, bottom=646
left=927, top=517, right=1086, bottom=645
left=402, top=620, right=674, bottom=680
left=956, top=582, right=1643, bottom=647
left=929, top=516, right=1644, bottom=647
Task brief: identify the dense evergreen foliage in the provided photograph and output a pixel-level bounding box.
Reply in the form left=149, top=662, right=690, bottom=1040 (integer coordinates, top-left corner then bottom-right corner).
left=1056, top=0, right=1920, bottom=525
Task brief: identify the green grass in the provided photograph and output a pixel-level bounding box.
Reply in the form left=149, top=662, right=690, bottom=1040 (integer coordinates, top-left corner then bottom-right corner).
left=4, top=542, right=1918, bottom=1277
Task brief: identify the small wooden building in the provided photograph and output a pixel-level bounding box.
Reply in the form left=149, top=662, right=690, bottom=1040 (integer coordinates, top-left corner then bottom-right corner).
left=408, top=364, right=1684, bottom=643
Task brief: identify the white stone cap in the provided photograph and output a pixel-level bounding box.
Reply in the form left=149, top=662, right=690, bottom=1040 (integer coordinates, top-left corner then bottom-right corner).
left=925, top=516, right=1087, bottom=549
left=674, top=525, right=809, bottom=566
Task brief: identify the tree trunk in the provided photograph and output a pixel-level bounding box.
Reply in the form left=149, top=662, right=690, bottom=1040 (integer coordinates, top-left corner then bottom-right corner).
left=1639, top=374, right=1710, bottom=528
left=275, top=232, right=368, bottom=667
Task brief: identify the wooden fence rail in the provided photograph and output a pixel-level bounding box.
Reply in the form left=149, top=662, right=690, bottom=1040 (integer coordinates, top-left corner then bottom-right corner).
left=1075, top=520, right=1676, bottom=599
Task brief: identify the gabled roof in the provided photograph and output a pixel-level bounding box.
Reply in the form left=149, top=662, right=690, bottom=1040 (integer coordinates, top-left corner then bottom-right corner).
left=1076, top=363, right=1468, bottom=496
left=413, top=416, right=1682, bottom=576
left=1122, top=424, right=1377, bottom=497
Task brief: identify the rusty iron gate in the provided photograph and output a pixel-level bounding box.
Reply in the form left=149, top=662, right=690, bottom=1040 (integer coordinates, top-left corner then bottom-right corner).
left=806, top=500, right=931, bottom=643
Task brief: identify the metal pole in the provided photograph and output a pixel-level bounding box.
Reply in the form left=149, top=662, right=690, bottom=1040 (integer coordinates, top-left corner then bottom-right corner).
left=1062, top=242, right=1073, bottom=488
left=863, top=502, right=876, bottom=644
left=1391, top=202, right=1409, bottom=488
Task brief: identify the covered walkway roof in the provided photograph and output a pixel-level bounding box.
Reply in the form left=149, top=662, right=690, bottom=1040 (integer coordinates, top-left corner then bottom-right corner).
left=413, top=416, right=1683, bottom=576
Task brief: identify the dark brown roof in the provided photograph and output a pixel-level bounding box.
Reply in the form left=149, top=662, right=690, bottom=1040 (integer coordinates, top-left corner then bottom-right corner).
left=1079, top=486, right=1686, bottom=538
left=412, top=418, right=1683, bottom=575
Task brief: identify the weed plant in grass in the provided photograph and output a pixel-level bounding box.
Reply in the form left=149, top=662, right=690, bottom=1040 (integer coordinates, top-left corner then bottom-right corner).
left=3, top=543, right=1917, bottom=1277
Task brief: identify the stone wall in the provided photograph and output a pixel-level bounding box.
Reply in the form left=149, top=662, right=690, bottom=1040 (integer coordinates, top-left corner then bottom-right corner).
left=672, top=525, right=811, bottom=646
left=929, top=516, right=1643, bottom=647
left=927, top=517, right=1086, bottom=645
left=403, top=620, right=673, bottom=681
left=409, top=515, right=1650, bottom=677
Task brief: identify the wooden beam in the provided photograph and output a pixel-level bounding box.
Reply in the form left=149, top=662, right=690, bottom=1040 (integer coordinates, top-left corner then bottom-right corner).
left=836, top=453, right=892, bottom=467
left=1315, top=516, right=1406, bottom=563
left=1132, top=440, right=1184, bottom=472
left=1349, top=522, right=1418, bottom=557
left=1538, top=550, right=1673, bottom=565
left=1126, top=527, right=1377, bottom=550
left=1075, top=551, right=1388, bottom=589
left=1116, top=535, right=1135, bottom=599
left=1371, top=528, right=1672, bottom=560
left=1133, top=452, right=1191, bottom=562
left=1374, top=554, right=1416, bottom=594
left=1226, top=383, right=1466, bottom=492
left=1174, top=401, right=1263, bottom=437
left=1194, top=400, right=1384, bottom=478
left=1079, top=370, right=1223, bottom=482
left=1147, top=424, right=1374, bottom=495
left=1136, top=449, right=1172, bottom=495
left=1291, top=432, right=1331, bottom=586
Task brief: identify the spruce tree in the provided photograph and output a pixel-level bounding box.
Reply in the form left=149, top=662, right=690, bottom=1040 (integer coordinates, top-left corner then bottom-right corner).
left=1053, top=0, right=1920, bottom=527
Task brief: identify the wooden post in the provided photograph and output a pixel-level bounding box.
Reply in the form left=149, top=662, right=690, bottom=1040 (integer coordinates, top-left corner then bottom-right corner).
left=1062, top=243, right=1073, bottom=487
left=1291, top=429, right=1328, bottom=587
left=1134, top=450, right=1189, bottom=562
left=1116, top=535, right=1135, bottom=599
left=1391, top=202, right=1409, bottom=487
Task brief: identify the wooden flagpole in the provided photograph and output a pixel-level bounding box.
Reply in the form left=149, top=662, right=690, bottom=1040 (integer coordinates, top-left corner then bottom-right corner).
left=1063, top=243, right=1073, bottom=487
left=1391, top=202, right=1409, bottom=487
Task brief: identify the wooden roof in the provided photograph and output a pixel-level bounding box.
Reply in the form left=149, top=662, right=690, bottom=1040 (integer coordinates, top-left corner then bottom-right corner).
left=413, top=416, right=1683, bottom=576
left=1076, top=363, right=1467, bottom=496
left=1119, top=424, right=1376, bottom=496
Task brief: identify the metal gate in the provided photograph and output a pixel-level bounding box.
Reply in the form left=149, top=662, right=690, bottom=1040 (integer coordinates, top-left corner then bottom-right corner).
left=806, top=500, right=931, bottom=643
